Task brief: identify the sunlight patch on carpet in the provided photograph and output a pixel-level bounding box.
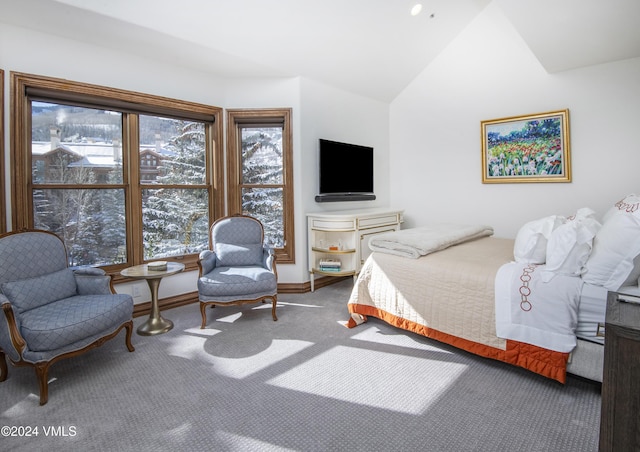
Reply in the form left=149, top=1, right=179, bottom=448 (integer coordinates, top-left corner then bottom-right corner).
left=266, top=345, right=467, bottom=414
left=216, top=431, right=298, bottom=451
left=351, top=325, right=454, bottom=353
left=166, top=335, right=314, bottom=379
left=277, top=301, right=324, bottom=309
left=2, top=394, right=40, bottom=417
left=211, top=339, right=314, bottom=379
left=216, top=312, right=243, bottom=323
left=183, top=327, right=221, bottom=337
left=163, top=421, right=192, bottom=442
left=166, top=335, right=210, bottom=361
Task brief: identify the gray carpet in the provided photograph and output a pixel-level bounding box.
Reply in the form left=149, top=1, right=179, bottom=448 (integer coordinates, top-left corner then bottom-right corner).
left=1, top=279, right=601, bottom=451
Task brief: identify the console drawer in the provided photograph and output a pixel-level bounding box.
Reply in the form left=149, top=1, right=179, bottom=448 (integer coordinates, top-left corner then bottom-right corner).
left=358, top=214, right=399, bottom=229
left=310, top=219, right=356, bottom=230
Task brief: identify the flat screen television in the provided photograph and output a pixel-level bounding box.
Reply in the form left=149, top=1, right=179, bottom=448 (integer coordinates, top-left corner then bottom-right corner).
left=315, top=139, right=375, bottom=202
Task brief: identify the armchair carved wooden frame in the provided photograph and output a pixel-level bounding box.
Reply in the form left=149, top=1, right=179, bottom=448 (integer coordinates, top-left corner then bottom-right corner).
left=0, top=229, right=135, bottom=405
left=197, top=215, right=278, bottom=328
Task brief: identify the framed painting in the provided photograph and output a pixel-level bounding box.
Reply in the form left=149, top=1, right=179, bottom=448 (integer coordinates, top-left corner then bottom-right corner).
left=481, top=109, right=571, bottom=183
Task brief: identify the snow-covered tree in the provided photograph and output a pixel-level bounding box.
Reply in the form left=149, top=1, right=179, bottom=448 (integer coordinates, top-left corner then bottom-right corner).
left=240, top=127, right=284, bottom=246
left=142, top=119, right=209, bottom=259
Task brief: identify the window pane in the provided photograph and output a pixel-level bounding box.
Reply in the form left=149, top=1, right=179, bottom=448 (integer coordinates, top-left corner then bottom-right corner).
left=142, top=188, right=209, bottom=259
left=139, top=116, right=206, bottom=185
left=242, top=187, right=284, bottom=247
left=241, top=127, right=283, bottom=184
left=31, top=102, right=123, bottom=184
left=33, top=188, right=126, bottom=266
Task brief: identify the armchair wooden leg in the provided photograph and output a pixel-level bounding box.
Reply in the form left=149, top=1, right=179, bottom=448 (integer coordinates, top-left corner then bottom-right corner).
left=271, top=297, right=278, bottom=321
left=200, top=302, right=208, bottom=329
left=124, top=321, right=135, bottom=352
left=0, top=349, right=7, bottom=382
left=34, top=362, right=50, bottom=406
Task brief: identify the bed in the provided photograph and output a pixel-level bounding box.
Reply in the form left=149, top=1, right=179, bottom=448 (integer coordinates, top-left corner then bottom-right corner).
left=347, top=196, right=640, bottom=384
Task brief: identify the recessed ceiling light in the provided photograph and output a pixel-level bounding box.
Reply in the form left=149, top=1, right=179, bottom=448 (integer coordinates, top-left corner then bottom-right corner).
left=411, top=4, right=423, bottom=16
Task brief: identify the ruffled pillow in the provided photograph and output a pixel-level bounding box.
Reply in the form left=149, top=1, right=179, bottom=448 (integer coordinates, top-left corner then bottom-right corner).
left=542, top=208, right=601, bottom=281
left=513, top=215, right=565, bottom=264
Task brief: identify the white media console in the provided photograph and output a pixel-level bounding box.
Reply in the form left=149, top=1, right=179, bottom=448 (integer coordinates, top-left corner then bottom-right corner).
left=307, top=208, right=404, bottom=291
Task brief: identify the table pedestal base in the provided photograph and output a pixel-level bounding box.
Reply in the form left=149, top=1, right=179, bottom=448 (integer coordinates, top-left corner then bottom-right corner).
left=120, top=262, right=184, bottom=337
left=137, top=316, right=173, bottom=336
left=136, top=276, right=174, bottom=336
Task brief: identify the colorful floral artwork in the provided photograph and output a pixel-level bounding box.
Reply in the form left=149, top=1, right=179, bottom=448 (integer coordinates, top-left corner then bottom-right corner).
left=481, top=110, right=571, bottom=183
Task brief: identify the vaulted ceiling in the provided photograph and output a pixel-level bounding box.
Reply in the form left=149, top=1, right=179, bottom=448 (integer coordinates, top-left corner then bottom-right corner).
left=2, top=0, right=640, bottom=102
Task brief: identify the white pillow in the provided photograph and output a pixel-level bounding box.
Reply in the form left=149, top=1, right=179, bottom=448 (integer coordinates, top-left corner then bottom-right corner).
left=542, top=208, right=600, bottom=281
left=513, top=215, right=565, bottom=264
left=622, top=253, right=640, bottom=287
left=602, top=193, right=640, bottom=223
left=582, top=209, right=640, bottom=290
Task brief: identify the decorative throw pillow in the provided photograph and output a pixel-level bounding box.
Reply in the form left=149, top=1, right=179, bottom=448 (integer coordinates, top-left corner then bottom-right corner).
left=75, top=274, right=112, bottom=295
left=583, top=200, right=640, bottom=290
left=542, top=208, right=601, bottom=281
left=215, top=243, right=264, bottom=267
left=1, top=268, right=77, bottom=314
left=513, top=215, right=565, bottom=264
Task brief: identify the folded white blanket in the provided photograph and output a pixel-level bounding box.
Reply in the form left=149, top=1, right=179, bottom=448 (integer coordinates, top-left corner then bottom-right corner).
left=368, top=223, right=494, bottom=258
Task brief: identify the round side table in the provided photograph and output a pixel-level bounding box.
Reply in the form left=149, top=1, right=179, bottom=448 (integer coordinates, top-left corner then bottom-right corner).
left=120, top=262, right=185, bottom=335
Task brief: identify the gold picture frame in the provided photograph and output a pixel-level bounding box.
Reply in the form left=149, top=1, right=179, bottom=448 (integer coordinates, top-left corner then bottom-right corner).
left=481, top=109, right=571, bottom=184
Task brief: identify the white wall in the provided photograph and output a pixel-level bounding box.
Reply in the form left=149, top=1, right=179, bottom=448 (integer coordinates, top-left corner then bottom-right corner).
left=300, top=78, right=391, bottom=212
left=214, top=77, right=303, bottom=283
left=390, top=3, right=640, bottom=238
left=0, top=22, right=391, bottom=287
left=295, top=78, right=392, bottom=281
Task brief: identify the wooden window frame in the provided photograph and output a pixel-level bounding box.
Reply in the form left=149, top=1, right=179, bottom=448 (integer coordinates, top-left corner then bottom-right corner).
left=10, top=72, right=224, bottom=274
left=226, top=108, right=295, bottom=264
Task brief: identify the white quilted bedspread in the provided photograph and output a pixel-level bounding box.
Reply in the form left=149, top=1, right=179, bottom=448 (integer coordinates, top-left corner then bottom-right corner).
left=349, top=237, right=514, bottom=350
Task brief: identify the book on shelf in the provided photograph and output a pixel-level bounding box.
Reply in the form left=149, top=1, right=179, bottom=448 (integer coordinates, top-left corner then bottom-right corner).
left=319, top=258, right=341, bottom=271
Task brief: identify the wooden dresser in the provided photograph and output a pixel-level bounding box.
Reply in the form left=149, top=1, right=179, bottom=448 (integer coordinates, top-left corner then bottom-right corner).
left=599, top=289, right=640, bottom=451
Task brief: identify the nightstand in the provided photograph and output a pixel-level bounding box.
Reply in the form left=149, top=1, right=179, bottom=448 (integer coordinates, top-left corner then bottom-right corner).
left=599, top=289, right=640, bottom=451
left=307, top=209, right=403, bottom=291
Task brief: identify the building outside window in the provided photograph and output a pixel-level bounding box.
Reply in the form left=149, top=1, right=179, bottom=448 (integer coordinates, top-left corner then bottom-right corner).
left=12, top=73, right=223, bottom=271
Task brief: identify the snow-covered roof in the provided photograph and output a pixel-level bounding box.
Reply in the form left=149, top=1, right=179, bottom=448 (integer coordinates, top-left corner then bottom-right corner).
left=31, top=141, right=170, bottom=167
left=68, top=156, right=117, bottom=168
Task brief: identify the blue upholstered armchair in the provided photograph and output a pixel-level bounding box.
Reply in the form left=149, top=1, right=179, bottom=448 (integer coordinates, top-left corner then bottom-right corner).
left=0, top=229, right=134, bottom=405
left=197, top=215, right=278, bottom=328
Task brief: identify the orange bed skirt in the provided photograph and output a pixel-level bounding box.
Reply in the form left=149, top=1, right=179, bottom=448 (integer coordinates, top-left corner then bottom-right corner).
left=347, top=303, right=569, bottom=384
